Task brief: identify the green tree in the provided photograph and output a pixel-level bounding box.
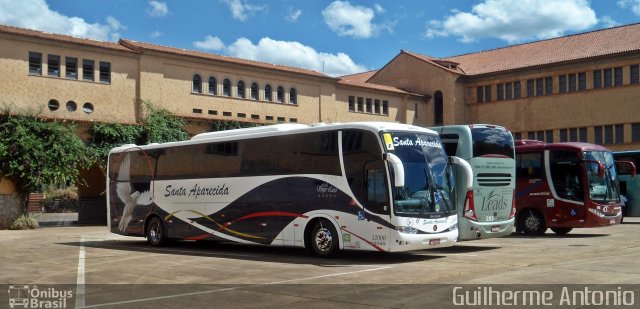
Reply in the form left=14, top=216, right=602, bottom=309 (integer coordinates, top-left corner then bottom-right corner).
left=88, top=122, right=141, bottom=169
left=139, top=102, right=188, bottom=144
left=0, top=114, right=94, bottom=196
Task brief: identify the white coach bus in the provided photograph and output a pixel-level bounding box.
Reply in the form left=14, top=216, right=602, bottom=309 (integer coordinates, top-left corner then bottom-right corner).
left=107, top=122, right=472, bottom=257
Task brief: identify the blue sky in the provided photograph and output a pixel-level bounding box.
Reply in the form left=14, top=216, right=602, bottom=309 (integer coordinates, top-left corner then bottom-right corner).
left=1, top=0, right=639, bottom=76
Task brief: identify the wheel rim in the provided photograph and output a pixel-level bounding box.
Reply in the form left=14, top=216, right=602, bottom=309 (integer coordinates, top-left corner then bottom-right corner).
left=314, top=227, right=333, bottom=252
left=525, top=214, right=540, bottom=232
left=149, top=222, right=161, bottom=243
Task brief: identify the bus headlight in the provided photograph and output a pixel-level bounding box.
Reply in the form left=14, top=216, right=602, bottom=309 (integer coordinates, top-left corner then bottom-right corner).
left=397, top=226, right=419, bottom=234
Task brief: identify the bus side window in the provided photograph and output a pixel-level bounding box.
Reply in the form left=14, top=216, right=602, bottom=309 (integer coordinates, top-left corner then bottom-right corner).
left=516, top=152, right=544, bottom=179
left=366, top=160, right=388, bottom=214
left=440, top=133, right=459, bottom=157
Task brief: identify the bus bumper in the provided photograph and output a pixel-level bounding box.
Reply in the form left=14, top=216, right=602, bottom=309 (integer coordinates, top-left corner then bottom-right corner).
left=457, top=218, right=515, bottom=241
left=389, top=230, right=458, bottom=252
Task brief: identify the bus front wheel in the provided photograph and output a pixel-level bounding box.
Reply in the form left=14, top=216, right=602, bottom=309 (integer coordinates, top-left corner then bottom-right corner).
left=309, top=219, right=339, bottom=258
left=146, top=217, right=167, bottom=246
left=551, top=227, right=573, bottom=235
left=521, top=210, right=547, bottom=236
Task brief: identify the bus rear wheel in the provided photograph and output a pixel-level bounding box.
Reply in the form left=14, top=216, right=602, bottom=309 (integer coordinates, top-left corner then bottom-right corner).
left=521, top=210, right=547, bottom=236
left=551, top=227, right=573, bottom=235
left=146, top=217, right=167, bottom=246
left=309, top=219, right=339, bottom=258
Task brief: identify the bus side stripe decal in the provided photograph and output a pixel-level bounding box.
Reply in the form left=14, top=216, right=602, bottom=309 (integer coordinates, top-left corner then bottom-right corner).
left=340, top=227, right=386, bottom=252
left=165, top=209, right=265, bottom=239
left=227, top=211, right=308, bottom=225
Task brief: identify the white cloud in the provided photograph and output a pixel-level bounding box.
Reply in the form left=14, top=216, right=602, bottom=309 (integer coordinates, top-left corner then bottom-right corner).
left=600, top=16, right=620, bottom=28
left=193, top=35, right=225, bottom=51
left=147, top=1, right=168, bottom=17
left=322, top=1, right=392, bottom=38
left=618, top=0, right=640, bottom=16
left=425, top=0, right=598, bottom=43
left=0, top=0, right=123, bottom=41
left=285, top=8, right=302, bottom=22
left=223, top=37, right=367, bottom=77
left=150, top=30, right=163, bottom=38
left=222, top=0, right=267, bottom=22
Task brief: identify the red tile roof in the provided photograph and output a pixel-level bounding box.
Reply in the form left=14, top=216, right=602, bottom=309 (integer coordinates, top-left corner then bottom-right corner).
left=442, top=23, right=640, bottom=76
left=337, top=70, right=427, bottom=97
left=119, top=39, right=334, bottom=80
left=0, top=24, right=137, bottom=53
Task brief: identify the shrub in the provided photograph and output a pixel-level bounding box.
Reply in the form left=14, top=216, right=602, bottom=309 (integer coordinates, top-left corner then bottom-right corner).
left=43, top=186, right=79, bottom=212
left=9, top=215, right=39, bottom=230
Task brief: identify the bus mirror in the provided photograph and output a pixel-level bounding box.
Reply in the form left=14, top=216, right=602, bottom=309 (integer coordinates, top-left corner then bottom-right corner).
left=616, top=161, right=637, bottom=177
left=385, top=153, right=405, bottom=187
left=449, top=156, right=473, bottom=191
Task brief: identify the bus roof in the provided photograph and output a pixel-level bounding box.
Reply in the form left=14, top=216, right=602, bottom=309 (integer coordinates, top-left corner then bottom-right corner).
left=612, top=150, right=640, bottom=156
left=515, top=140, right=611, bottom=152
left=109, top=122, right=437, bottom=154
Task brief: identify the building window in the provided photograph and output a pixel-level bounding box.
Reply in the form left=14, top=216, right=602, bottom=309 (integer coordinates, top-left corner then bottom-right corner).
left=277, top=117, right=286, bottom=122
left=382, top=100, right=389, bottom=115
left=289, top=88, right=297, bottom=104
left=476, top=86, right=484, bottom=103
left=514, top=132, right=522, bottom=140
left=99, top=61, right=110, bottom=83
left=348, top=96, right=355, bottom=111
left=48, top=99, right=59, bottom=111
left=82, top=59, right=94, bottom=81
left=546, top=130, right=554, bottom=143
left=527, top=132, right=535, bottom=140
left=357, top=97, right=363, bottom=112
left=66, top=100, right=77, bottom=112
left=631, top=65, right=639, bottom=84
left=266, top=115, right=273, bottom=121
left=545, top=77, right=552, bottom=95
left=594, top=126, right=603, bottom=145
left=603, top=68, right=612, bottom=88
left=560, top=129, right=568, bottom=142
left=223, top=78, right=231, bottom=96
left=374, top=99, right=380, bottom=114
left=65, top=57, right=77, bottom=79
left=223, top=111, right=232, bottom=117
left=604, top=125, right=614, bottom=144
left=568, top=74, right=576, bottom=92
left=578, top=72, right=586, bottom=91
left=615, top=124, right=624, bottom=144
left=514, top=81, right=521, bottom=99
left=250, top=82, right=258, bottom=100
left=536, top=131, right=544, bottom=141
left=632, top=123, right=640, bottom=142
left=83, top=102, right=94, bottom=114
left=497, top=84, right=504, bottom=101
left=366, top=98, right=372, bottom=113
left=264, top=84, right=272, bottom=101
left=505, top=82, right=513, bottom=99
left=47, top=55, right=60, bottom=77
left=593, top=70, right=602, bottom=89
left=484, top=85, right=492, bottom=102
left=208, top=77, right=217, bottom=95
left=535, top=78, right=543, bottom=96
left=434, top=91, right=443, bottom=125
left=579, top=127, right=587, bottom=142
left=559, top=75, right=567, bottom=93
left=526, top=79, right=534, bottom=97
left=414, top=103, right=418, bottom=118
left=277, top=86, right=284, bottom=103
left=192, top=74, right=202, bottom=93
left=569, top=128, right=577, bottom=142
left=614, top=67, right=623, bottom=87
left=237, top=80, right=245, bottom=98
left=29, top=52, right=42, bottom=75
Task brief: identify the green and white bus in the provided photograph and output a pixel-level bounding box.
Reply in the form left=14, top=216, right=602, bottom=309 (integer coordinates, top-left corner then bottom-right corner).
left=107, top=122, right=473, bottom=257
left=612, top=151, right=640, bottom=217
left=431, top=124, right=516, bottom=241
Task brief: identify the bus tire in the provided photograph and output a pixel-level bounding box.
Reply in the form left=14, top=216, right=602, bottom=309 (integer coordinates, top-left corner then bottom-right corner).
left=309, top=219, right=339, bottom=258
left=551, top=227, right=573, bottom=235
left=521, top=210, right=547, bottom=236
left=146, top=216, right=167, bottom=246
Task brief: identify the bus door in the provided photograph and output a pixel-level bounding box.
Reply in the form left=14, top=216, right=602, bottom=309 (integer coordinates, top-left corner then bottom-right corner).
left=361, top=159, right=391, bottom=251
left=546, top=150, right=585, bottom=225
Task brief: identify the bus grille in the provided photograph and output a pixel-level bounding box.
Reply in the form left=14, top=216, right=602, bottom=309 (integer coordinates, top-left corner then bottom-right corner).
left=476, top=173, right=512, bottom=187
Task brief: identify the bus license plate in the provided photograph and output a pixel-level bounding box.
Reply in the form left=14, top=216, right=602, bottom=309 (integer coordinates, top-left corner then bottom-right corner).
left=610, top=219, right=616, bottom=224
left=491, top=226, right=500, bottom=232
left=429, top=239, right=440, bottom=245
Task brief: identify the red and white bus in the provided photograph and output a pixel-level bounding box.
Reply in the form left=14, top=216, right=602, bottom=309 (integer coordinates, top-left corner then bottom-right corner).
left=515, top=140, right=635, bottom=235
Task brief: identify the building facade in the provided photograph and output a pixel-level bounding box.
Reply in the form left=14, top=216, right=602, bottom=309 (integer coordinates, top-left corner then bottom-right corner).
left=1, top=22, right=639, bottom=153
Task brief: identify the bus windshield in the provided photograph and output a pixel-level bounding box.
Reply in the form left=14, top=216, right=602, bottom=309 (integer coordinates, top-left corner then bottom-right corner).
left=471, top=127, right=514, bottom=158
left=584, top=151, right=620, bottom=203
left=386, top=132, right=455, bottom=218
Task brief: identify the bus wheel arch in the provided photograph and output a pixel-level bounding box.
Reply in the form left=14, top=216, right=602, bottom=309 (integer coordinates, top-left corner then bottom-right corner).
left=518, top=208, right=547, bottom=236
left=144, top=215, right=168, bottom=246
left=303, top=216, right=342, bottom=258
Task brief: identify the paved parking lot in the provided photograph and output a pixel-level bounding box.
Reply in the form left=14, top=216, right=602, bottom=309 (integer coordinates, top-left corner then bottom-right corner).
left=1, top=219, right=639, bottom=308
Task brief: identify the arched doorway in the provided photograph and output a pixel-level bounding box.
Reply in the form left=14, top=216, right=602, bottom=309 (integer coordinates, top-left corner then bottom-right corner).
left=434, top=91, right=443, bottom=126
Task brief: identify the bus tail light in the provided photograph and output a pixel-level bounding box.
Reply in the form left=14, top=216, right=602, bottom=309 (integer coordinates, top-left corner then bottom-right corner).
left=463, top=190, right=477, bottom=221
left=509, top=194, right=517, bottom=219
